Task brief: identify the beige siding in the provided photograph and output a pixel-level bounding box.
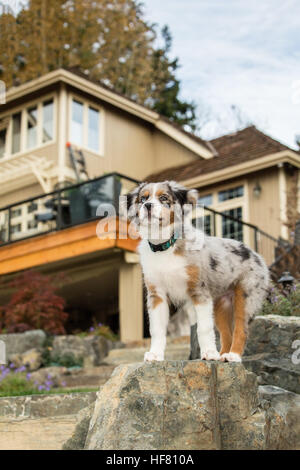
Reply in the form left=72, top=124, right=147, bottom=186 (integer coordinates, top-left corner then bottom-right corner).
left=248, top=168, right=281, bottom=239
left=0, top=183, right=43, bottom=207
left=153, top=131, right=198, bottom=173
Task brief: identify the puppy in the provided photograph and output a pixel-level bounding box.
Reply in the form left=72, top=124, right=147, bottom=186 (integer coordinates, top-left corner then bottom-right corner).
left=123, top=181, right=269, bottom=363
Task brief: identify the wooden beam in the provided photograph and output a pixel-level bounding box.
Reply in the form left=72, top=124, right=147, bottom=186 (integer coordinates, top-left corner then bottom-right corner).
left=0, top=218, right=140, bottom=275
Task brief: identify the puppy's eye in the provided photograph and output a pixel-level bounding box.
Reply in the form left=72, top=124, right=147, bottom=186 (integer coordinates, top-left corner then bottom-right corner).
left=141, top=195, right=148, bottom=203
left=159, top=195, right=169, bottom=203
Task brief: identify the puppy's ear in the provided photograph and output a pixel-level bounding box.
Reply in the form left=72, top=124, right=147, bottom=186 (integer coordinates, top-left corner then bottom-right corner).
left=167, top=181, right=198, bottom=207
left=119, top=182, right=146, bottom=221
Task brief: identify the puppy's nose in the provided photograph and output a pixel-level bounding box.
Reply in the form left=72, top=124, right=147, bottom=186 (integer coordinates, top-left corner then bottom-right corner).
left=144, top=202, right=152, bottom=212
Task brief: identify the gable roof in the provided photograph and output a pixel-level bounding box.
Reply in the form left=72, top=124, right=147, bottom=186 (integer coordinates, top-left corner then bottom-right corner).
left=4, top=68, right=213, bottom=159
left=146, top=126, right=300, bottom=185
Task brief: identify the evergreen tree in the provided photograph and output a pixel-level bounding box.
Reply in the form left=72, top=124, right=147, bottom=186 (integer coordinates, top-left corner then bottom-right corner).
left=0, top=0, right=197, bottom=130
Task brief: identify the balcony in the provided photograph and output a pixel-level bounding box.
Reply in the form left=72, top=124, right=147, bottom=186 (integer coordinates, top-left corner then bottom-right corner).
left=0, top=173, right=139, bottom=276
left=0, top=173, right=137, bottom=245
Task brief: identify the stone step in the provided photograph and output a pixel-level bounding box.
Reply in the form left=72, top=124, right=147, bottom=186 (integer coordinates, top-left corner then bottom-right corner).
left=0, top=391, right=97, bottom=450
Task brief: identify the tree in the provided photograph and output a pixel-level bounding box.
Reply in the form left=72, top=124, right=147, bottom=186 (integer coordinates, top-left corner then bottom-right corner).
left=0, top=0, right=197, bottom=129
left=0, top=270, right=68, bottom=334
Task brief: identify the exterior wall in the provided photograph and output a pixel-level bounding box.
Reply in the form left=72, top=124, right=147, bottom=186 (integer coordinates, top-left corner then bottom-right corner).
left=0, top=183, right=43, bottom=208
left=64, top=88, right=198, bottom=182
left=153, top=131, right=198, bottom=172
left=248, top=168, right=281, bottom=239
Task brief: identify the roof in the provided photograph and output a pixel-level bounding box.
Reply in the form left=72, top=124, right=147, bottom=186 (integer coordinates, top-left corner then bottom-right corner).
left=146, top=126, right=300, bottom=184
left=3, top=68, right=213, bottom=159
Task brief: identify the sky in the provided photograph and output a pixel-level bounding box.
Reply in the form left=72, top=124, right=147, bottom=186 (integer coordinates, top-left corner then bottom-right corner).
left=143, top=0, right=300, bottom=148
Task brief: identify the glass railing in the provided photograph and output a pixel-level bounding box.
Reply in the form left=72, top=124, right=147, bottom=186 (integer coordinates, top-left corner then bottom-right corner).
left=0, top=173, right=138, bottom=245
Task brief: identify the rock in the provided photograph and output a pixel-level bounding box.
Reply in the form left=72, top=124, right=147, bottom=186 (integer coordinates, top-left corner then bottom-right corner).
left=190, top=315, right=300, bottom=393
left=104, top=344, right=190, bottom=365
left=258, top=385, right=300, bottom=449
left=81, top=361, right=300, bottom=450
left=0, top=330, right=46, bottom=361
left=84, top=361, right=283, bottom=450
left=30, top=366, right=68, bottom=388
left=62, top=402, right=96, bottom=450
left=10, top=348, right=43, bottom=371
left=50, top=335, right=113, bottom=367
left=245, top=315, right=300, bottom=357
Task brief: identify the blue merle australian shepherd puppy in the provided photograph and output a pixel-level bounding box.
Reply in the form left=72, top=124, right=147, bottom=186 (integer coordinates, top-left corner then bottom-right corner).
left=123, top=180, right=269, bottom=363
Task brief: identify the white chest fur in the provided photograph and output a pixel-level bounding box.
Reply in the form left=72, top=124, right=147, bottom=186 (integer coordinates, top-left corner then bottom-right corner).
left=139, top=241, right=188, bottom=305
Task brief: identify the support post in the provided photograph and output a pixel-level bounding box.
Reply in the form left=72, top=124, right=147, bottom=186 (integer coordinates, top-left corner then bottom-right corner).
left=119, top=259, right=143, bottom=342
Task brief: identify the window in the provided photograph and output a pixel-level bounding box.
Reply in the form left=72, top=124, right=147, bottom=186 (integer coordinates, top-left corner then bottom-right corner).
left=42, top=100, right=54, bottom=143
left=1, top=97, right=55, bottom=157
left=88, top=106, right=100, bottom=152
left=0, top=128, right=6, bottom=158
left=70, top=98, right=101, bottom=153
left=28, top=202, right=38, bottom=213
left=222, top=207, right=243, bottom=242
left=12, top=112, right=21, bottom=154
left=198, top=194, right=213, bottom=206
left=71, top=99, right=84, bottom=146
left=218, top=185, right=244, bottom=202
left=11, top=208, right=22, bottom=218
left=11, top=224, right=22, bottom=234
left=26, top=106, right=38, bottom=149
left=27, top=219, right=38, bottom=230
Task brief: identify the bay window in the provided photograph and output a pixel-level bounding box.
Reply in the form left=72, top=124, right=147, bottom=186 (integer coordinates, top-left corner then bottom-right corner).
left=0, top=96, right=55, bottom=158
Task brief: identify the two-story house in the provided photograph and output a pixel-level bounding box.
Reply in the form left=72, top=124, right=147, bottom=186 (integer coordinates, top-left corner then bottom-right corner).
left=0, top=68, right=299, bottom=341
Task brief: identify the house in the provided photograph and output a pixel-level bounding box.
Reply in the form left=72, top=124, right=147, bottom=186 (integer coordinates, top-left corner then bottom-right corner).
left=0, top=69, right=299, bottom=341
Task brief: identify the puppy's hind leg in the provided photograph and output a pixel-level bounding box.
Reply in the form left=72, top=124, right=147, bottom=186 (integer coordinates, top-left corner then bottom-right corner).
left=214, top=295, right=233, bottom=355
left=221, top=283, right=246, bottom=363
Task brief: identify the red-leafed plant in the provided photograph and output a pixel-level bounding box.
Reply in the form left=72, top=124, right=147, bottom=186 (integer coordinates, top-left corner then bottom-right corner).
left=0, top=271, right=68, bottom=334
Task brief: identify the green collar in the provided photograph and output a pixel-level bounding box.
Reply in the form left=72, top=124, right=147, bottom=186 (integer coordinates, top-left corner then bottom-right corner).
left=148, top=234, right=177, bottom=253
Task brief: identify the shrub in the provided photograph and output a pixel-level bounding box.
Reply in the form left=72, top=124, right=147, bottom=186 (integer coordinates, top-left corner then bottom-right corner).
left=261, top=282, right=300, bottom=317
left=77, top=320, right=118, bottom=341
left=0, top=271, right=68, bottom=334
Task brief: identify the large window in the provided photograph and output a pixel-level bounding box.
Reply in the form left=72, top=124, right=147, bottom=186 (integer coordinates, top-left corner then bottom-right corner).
left=222, top=207, right=243, bottom=241
left=0, top=96, right=55, bottom=158
left=70, top=97, right=101, bottom=153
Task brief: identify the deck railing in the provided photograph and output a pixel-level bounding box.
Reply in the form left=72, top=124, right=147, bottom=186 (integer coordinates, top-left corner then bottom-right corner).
left=0, top=174, right=289, bottom=266
left=0, top=173, right=138, bottom=246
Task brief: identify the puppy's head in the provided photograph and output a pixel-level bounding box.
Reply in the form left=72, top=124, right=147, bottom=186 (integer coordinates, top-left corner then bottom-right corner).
left=121, top=181, right=198, bottom=237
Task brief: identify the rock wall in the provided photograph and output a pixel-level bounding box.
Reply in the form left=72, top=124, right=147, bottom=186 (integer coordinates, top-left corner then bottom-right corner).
left=64, top=361, right=300, bottom=450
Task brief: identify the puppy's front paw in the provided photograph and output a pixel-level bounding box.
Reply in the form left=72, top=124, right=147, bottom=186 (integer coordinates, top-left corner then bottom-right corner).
left=144, top=351, right=164, bottom=362
left=221, top=352, right=242, bottom=363
left=201, top=349, right=221, bottom=361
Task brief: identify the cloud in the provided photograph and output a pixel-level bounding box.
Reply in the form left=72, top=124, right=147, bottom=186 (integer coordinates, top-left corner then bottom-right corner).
left=143, top=0, right=300, bottom=147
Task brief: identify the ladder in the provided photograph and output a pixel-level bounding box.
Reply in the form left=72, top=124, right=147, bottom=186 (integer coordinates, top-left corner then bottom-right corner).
left=66, top=142, right=89, bottom=182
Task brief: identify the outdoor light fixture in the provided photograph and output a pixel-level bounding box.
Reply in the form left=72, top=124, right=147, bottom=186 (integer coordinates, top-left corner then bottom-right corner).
left=278, top=271, right=295, bottom=295
left=253, top=181, right=262, bottom=198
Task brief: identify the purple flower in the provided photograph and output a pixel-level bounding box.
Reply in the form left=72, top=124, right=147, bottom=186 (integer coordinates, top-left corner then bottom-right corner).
left=26, top=373, right=31, bottom=381
left=9, top=363, right=15, bottom=369
left=38, top=385, right=45, bottom=391
left=61, top=381, right=66, bottom=387
left=45, top=380, right=53, bottom=387
left=98, top=323, right=103, bottom=327
left=89, top=327, right=95, bottom=332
